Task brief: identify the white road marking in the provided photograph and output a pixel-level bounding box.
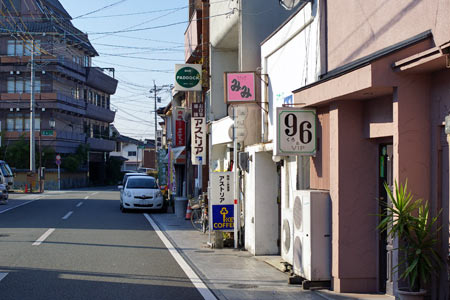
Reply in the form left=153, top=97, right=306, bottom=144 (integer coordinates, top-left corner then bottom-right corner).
left=91, top=192, right=99, bottom=196
left=76, top=202, right=83, bottom=207
left=32, top=228, right=55, bottom=246
left=84, top=196, right=89, bottom=200
left=144, top=214, right=217, bottom=300
left=62, top=211, right=73, bottom=220
left=0, top=199, right=37, bottom=214
left=0, top=273, right=8, bottom=282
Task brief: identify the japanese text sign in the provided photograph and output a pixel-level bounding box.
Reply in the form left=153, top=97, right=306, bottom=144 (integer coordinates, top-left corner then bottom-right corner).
left=210, top=172, right=234, bottom=232
left=192, top=103, right=205, bottom=118
left=191, top=117, right=206, bottom=165
left=225, top=72, right=256, bottom=103
left=275, top=107, right=317, bottom=156
left=173, top=107, right=185, bottom=147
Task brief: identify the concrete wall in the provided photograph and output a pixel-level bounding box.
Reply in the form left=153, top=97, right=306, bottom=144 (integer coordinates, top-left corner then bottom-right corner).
left=326, top=0, right=450, bottom=71
left=14, top=169, right=87, bottom=191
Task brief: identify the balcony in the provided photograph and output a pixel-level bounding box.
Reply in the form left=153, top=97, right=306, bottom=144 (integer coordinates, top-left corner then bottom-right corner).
left=85, top=103, right=116, bottom=123
left=87, top=137, right=115, bottom=152
left=86, top=67, right=118, bottom=94
left=185, top=9, right=202, bottom=62
left=0, top=92, right=85, bottom=115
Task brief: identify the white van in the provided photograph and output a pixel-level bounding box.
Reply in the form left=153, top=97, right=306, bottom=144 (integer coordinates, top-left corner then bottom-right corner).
left=0, top=161, right=14, bottom=190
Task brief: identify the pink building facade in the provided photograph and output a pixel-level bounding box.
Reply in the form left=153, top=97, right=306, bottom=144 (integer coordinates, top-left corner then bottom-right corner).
left=293, top=0, right=450, bottom=297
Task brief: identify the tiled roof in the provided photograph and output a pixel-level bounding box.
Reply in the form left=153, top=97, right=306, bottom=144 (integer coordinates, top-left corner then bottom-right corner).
left=42, top=0, right=71, bottom=19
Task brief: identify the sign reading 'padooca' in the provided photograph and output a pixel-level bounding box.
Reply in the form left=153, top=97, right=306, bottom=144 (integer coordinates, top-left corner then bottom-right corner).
left=174, top=64, right=202, bottom=91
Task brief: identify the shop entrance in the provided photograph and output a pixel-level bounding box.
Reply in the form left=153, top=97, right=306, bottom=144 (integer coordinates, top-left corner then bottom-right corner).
left=378, top=144, right=394, bottom=294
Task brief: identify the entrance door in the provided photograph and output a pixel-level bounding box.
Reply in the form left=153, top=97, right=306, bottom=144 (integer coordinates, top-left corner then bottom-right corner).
left=378, top=144, right=394, bottom=294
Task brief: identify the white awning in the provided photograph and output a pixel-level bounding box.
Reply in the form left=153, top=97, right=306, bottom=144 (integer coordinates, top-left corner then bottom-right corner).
left=211, top=116, right=233, bottom=145
left=165, top=146, right=186, bottom=161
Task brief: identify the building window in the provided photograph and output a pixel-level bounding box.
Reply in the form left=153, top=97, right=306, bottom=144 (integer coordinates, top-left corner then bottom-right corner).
left=116, top=142, right=121, bottom=152
left=7, top=113, right=40, bottom=131
left=128, top=151, right=137, bottom=157
left=6, top=115, right=14, bottom=131
left=7, top=39, right=40, bottom=56
left=7, top=77, right=40, bottom=93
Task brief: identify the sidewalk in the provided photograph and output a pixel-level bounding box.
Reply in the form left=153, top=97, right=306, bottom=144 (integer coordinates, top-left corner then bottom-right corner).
left=151, top=212, right=395, bottom=300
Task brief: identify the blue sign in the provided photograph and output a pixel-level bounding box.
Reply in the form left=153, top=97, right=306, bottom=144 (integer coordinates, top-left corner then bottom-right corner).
left=212, top=204, right=234, bottom=231
left=283, top=95, right=293, bottom=105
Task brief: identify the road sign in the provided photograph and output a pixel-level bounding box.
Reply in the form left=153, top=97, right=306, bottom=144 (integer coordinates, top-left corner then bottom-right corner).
left=275, top=107, right=317, bottom=156
left=56, top=154, right=61, bottom=165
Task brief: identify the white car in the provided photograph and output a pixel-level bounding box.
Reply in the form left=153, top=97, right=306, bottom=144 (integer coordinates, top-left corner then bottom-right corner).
left=119, top=176, right=163, bottom=212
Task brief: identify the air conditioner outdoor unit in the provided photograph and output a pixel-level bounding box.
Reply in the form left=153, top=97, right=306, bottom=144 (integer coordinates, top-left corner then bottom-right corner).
left=292, top=190, right=331, bottom=281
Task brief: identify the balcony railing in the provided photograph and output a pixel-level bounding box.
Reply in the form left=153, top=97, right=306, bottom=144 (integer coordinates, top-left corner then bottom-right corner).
left=86, top=67, right=118, bottom=94
left=85, top=103, right=116, bottom=123
left=87, top=137, right=115, bottom=152
left=185, top=9, right=202, bottom=62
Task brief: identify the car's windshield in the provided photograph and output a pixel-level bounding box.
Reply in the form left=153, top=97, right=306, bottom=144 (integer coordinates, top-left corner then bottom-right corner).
left=0, top=162, right=13, bottom=177
left=126, top=178, right=157, bottom=189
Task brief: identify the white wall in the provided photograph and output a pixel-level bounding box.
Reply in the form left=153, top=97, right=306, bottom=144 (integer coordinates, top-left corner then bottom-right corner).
left=111, top=142, right=143, bottom=171
left=261, top=1, right=321, bottom=142
left=245, top=146, right=278, bottom=255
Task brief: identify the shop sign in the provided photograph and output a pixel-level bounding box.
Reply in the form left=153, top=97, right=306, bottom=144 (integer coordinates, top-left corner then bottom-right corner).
left=174, top=107, right=185, bottom=146
left=191, top=117, right=206, bottom=165
left=192, top=102, right=205, bottom=118
left=174, top=64, right=202, bottom=91
left=225, top=72, right=256, bottom=103
left=210, top=172, right=234, bottom=232
left=275, top=107, right=317, bottom=156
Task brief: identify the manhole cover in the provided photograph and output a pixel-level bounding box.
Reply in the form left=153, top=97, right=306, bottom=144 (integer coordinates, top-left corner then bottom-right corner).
left=194, top=250, right=215, bottom=253
left=228, top=284, right=258, bottom=289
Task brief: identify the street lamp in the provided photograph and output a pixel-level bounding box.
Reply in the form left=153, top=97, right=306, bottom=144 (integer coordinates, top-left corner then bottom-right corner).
left=49, top=117, right=55, bottom=129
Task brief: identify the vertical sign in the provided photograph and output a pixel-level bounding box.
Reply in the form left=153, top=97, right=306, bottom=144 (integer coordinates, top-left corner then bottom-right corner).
left=275, top=107, right=317, bottom=156
left=225, top=72, right=256, bottom=103
left=174, top=107, right=185, bottom=147
left=191, top=103, right=206, bottom=165
left=210, top=172, right=234, bottom=231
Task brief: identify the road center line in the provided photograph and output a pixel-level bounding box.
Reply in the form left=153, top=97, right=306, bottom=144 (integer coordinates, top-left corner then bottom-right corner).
left=144, top=213, right=217, bottom=300
left=84, top=196, right=89, bottom=200
left=76, top=202, right=83, bottom=207
left=32, top=228, right=55, bottom=246
left=0, top=273, right=8, bottom=282
left=62, top=211, right=73, bottom=220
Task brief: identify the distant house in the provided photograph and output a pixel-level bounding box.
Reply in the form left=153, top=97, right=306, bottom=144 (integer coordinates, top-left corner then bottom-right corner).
left=110, top=135, right=144, bottom=172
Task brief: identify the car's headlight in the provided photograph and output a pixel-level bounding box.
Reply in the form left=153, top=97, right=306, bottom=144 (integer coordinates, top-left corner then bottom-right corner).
left=126, top=191, right=132, bottom=197
left=155, top=191, right=161, bottom=197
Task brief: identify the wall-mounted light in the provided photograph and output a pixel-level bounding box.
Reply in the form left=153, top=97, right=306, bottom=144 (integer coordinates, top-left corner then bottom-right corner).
left=279, top=0, right=308, bottom=10
left=16, top=71, right=20, bottom=75
left=9, top=71, right=13, bottom=75
left=49, top=118, right=56, bottom=129
left=15, top=108, right=19, bottom=111
left=9, top=108, right=13, bottom=112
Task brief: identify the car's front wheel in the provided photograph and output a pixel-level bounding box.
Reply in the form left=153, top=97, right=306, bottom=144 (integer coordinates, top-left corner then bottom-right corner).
left=120, top=204, right=127, bottom=213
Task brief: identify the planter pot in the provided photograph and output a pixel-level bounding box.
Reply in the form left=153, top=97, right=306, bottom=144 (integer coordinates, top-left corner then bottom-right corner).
left=397, top=289, right=426, bottom=300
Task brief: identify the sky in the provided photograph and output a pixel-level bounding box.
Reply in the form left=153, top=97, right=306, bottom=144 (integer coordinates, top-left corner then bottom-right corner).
left=59, top=0, right=188, bottom=140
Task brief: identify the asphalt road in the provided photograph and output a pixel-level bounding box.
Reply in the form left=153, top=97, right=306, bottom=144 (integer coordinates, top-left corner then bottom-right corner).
left=0, top=188, right=204, bottom=300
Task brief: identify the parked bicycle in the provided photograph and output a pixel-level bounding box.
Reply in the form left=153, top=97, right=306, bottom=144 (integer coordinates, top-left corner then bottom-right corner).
left=190, top=193, right=209, bottom=233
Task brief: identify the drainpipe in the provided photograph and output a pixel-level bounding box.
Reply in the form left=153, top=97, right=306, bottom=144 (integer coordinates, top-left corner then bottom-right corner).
left=261, top=3, right=316, bottom=142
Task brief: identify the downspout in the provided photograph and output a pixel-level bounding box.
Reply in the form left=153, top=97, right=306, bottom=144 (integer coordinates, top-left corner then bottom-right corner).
left=261, top=3, right=316, bottom=142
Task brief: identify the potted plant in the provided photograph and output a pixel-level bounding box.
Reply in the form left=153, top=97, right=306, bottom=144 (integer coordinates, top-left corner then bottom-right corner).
left=378, top=180, right=442, bottom=300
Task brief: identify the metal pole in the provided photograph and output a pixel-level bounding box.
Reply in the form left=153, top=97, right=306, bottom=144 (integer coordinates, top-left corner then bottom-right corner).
left=154, top=80, right=157, bottom=172
left=57, top=163, right=61, bottom=190
left=30, top=40, right=36, bottom=173
left=233, top=105, right=238, bottom=249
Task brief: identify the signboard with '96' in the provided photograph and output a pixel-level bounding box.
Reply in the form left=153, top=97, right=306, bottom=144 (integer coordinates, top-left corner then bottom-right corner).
left=275, top=107, right=317, bottom=156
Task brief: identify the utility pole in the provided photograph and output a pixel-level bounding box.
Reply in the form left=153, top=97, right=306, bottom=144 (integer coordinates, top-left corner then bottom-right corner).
left=150, top=82, right=172, bottom=172
left=30, top=40, right=36, bottom=174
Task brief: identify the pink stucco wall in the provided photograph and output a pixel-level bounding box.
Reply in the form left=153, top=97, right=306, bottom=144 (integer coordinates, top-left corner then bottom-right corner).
left=330, top=100, right=379, bottom=292
left=310, top=106, right=330, bottom=190
left=327, top=0, right=450, bottom=71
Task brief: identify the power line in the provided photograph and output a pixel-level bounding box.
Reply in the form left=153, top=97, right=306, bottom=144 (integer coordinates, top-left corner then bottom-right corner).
left=73, top=0, right=129, bottom=19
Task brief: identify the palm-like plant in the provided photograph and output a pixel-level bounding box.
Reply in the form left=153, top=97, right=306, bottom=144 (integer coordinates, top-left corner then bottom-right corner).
left=378, top=180, right=442, bottom=292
